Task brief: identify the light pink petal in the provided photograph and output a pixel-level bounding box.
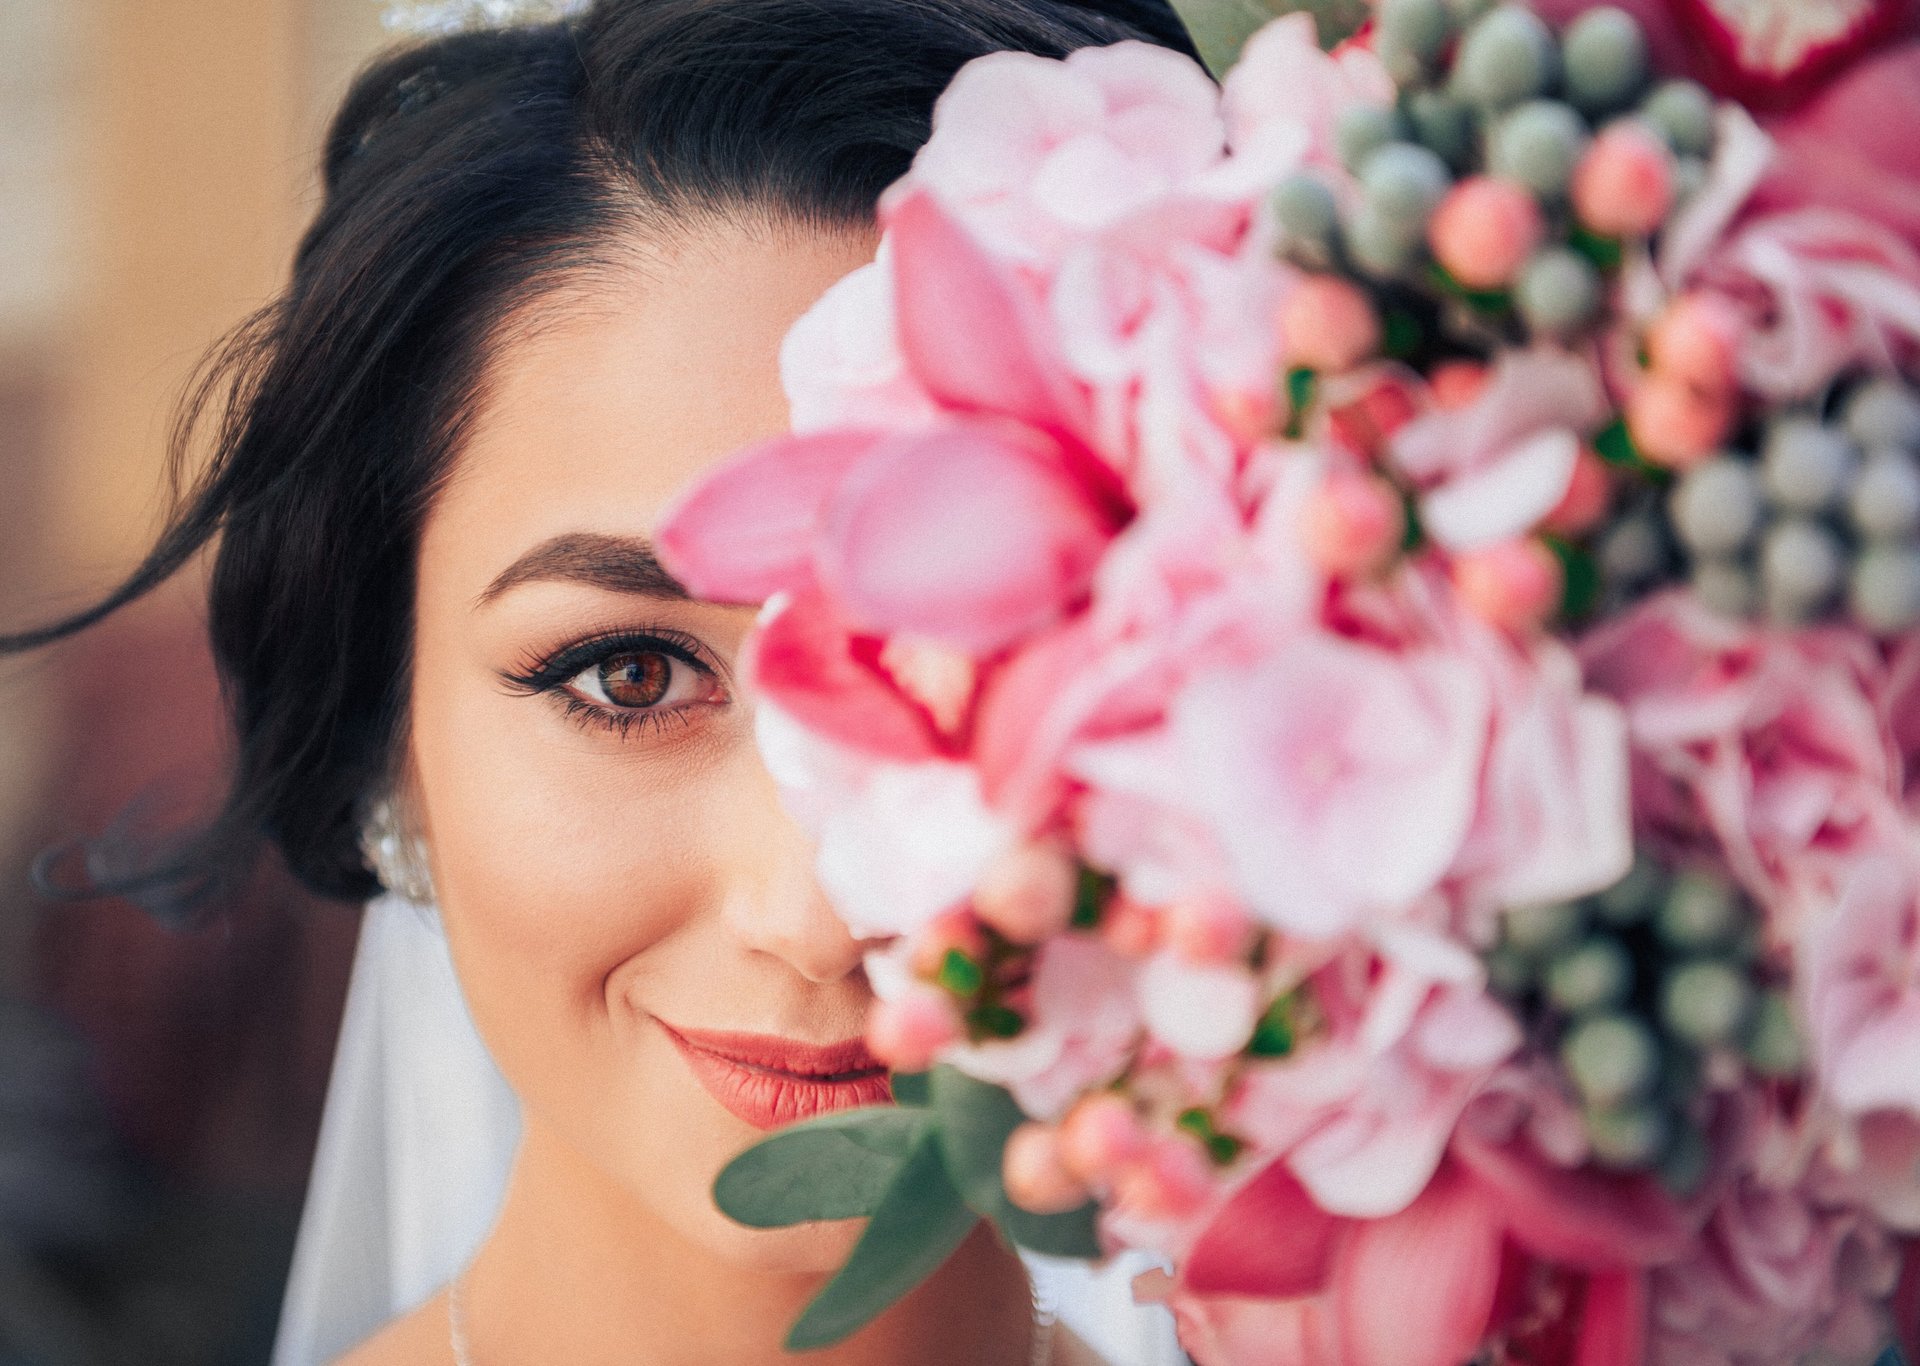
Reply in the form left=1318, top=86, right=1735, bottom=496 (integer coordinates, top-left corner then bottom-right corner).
left=749, top=589, right=938, bottom=760
left=1829, top=996, right=1920, bottom=1112
left=1138, top=953, right=1260, bottom=1060
left=817, top=422, right=1113, bottom=655
left=1419, top=428, right=1581, bottom=551
left=1288, top=1072, right=1471, bottom=1219
left=654, top=430, right=881, bottom=602
left=885, top=190, right=1089, bottom=435
left=1333, top=1164, right=1503, bottom=1366
left=779, top=248, right=942, bottom=434
left=1413, top=988, right=1523, bottom=1073
left=1183, top=1159, right=1348, bottom=1300
left=1168, top=1290, right=1343, bottom=1366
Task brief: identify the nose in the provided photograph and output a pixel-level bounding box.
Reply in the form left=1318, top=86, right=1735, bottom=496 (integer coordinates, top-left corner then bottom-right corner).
left=720, top=786, right=878, bottom=985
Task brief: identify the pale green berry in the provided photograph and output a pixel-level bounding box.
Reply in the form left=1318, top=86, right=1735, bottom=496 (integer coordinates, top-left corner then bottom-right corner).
left=1586, top=1101, right=1670, bottom=1168
left=1378, top=0, right=1453, bottom=77
left=1516, top=247, right=1601, bottom=338
left=1657, top=869, right=1742, bottom=950
left=1597, top=511, right=1668, bottom=589
left=1546, top=939, right=1633, bottom=1015
left=1485, top=943, right=1534, bottom=998
left=1744, top=990, right=1804, bottom=1078
left=1339, top=105, right=1410, bottom=174
left=1452, top=5, right=1558, bottom=110
left=1762, top=417, right=1858, bottom=513
left=1670, top=456, right=1763, bottom=557
left=1490, top=99, right=1590, bottom=198
left=1760, top=518, right=1844, bottom=623
left=1843, top=378, right=1920, bottom=452
left=1846, top=449, right=1920, bottom=541
left=1672, top=155, right=1709, bottom=203
left=1273, top=174, right=1340, bottom=260
left=1361, top=142, right=1453, bottom=226
left=1563, top=7, right=1649, bottom=116
left=1562, top=1013, right=1660, bottom=1107
left=1594, top=852, right=1664, bottom=926
left=1445, top=0, right=1497, bottom=22
left=1849, top=542, right=1920, bottom=635
left=1407, top=90, right=1477, bottom=170
left=1658, top=1123, right=1711, bottom=1196
left=1641, top=80, right=1715, bottom=157
left=1661, top=958, right=1753, bottom=1048
left=1504, top=900, right=1586, bottom=957
left=1346, top=204, right=1425, bottom=278
left=1691, top=558, right=1758, bottom=620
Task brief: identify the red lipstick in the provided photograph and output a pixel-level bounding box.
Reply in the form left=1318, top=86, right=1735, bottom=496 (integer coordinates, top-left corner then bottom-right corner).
left=657, top=1020, right=892, bottom=1130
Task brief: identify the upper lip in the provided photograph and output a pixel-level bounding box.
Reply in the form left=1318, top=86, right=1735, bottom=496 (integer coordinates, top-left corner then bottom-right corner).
left=655, top=1020, right=885, bottom=1081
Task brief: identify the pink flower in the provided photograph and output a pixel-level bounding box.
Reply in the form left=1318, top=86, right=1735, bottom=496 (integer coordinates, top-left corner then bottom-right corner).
left=778, top=241, right=941, bottom=434
left=939, top=932, right=1141, bottom=1119
left=1229, top=947, right=1521, bottom=1219
left=1802, top=854, right=1920, bottom=1116
left=1755, top=40, right=1920, bottom=244
left=1387, top=348, right=1611, bottom=553
left=1168, top=631, right=1490, bottom=939
left=1648, top=1173, right=1899, bottom=1366
left=1220, top=14, right=1393, bottom=175
left=902, top=40, right=1235, bottom=271
left=1579, top=593, right=1900, bottom=921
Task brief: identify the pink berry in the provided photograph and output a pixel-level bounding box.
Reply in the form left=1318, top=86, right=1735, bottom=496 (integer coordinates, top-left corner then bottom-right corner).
left=910, top=910, right=989, bottom=979
left=1627, top=374, right=1733, bottom=470
left=865, top=987, right=961, bottom=1073
left=1099, top=896, right=1164, bottom=958
left=973, top=839, right=1076, bottom=943
left=1542, top=447, right=1613, bottom=537
left=1115, top=1137, right=1215, bottom=1221
left=1572, top=122, right=1675, bottom=239
left=1647, top=294, right=1737, bottom=395
left=1163, top=894, right=1257, bottom=965
left=1059, top=1094, right=1150, bottom=1186
left=1280, top=276, right=1382, bottom=373
left=1002, top=1123, right=1091, bottom=1215
left=1454, top=539, right=1565, bottom=632
left=1302, top=470, right=1407, bottom=577
left=1429, top=359, right=1491, bottom=411
left=1429, top=177, right=1545, bottom=290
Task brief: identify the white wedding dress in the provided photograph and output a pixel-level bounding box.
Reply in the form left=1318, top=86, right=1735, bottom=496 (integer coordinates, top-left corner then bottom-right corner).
left=270, top=895, right=1187, bottom=1366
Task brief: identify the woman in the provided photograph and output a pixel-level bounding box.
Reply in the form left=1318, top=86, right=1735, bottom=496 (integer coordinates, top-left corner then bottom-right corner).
left=4, top=0, right=1200, bottom=1361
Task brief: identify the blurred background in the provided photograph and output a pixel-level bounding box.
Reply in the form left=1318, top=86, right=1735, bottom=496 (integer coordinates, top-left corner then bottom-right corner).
left=0, top=2, right=402, bottom=1361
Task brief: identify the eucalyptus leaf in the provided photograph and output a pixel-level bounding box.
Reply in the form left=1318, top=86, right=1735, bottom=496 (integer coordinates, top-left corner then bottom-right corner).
left=785, top=1135, right=979, bottom=1350
left=890, top=1070, right=932, bottom=1107
left=929, top=1065, right=1101, bottom=1260
left=1168, top=0, right=1280, bottom=77
left=714, top=1106, right=927, bottom=1229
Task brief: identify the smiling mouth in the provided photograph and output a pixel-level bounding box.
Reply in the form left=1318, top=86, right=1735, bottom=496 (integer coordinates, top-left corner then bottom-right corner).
left=655, top=1020, right=892, bottom=1130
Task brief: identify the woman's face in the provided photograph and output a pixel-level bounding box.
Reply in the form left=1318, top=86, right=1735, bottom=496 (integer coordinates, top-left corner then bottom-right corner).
left=408, top=217, right=884, bottom=1270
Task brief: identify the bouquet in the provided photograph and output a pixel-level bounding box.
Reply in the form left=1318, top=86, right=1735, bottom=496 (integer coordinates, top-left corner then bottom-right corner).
left=654, top=1, right=1920, bottom=1360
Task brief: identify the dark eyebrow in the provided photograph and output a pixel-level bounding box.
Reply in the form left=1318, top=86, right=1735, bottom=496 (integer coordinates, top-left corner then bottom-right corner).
left=477, top=532, right=692, bottom=607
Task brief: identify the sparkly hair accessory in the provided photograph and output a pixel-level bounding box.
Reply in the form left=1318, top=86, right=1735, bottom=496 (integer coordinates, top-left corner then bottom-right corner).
left=380, top=0, right=589, bottom=37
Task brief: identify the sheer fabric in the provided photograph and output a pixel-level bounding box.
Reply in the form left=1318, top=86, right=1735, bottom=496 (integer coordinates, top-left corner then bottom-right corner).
left=271, top=896, right=1185, bottom=1366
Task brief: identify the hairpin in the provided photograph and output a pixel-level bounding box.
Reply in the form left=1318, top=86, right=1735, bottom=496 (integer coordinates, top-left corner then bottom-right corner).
left=380, top=0, right=590, bottom=37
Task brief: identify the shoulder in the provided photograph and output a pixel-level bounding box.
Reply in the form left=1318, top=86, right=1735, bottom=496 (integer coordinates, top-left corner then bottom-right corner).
left=330, top=1291, right=453, bottom=1366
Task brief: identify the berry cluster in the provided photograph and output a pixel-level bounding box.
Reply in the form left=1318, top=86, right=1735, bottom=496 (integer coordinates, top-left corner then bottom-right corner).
left=1594, top=377, right=1920, bottom=632
left=1486, top=854, right=1800, bottom=1189
left=1273, top=2, right=1713, bottom=349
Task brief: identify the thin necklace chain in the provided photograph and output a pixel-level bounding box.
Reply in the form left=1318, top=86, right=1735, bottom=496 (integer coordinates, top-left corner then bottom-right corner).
left=448, top=1268, right=1056, bottom=1366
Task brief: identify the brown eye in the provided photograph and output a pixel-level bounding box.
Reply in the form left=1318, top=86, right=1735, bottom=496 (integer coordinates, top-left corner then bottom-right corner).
left=596, top=652, right=671, bottom=708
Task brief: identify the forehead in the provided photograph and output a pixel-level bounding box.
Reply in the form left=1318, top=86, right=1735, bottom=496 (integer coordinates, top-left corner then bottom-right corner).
left=424, top=218, right=876, bottom=580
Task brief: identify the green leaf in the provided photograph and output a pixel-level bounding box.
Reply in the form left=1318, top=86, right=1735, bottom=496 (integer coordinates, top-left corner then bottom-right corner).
left=1568, top=227, right=1625, bottom=273
left=1169, top=0, right=1277, bottom=78
left=930, top=1066, right=1102, bottom=1259
left=1546, top=534, right=1602, bottom=621
left=967, top=1003, right=1026, bottom=1040
left=1071, top=865, right=1115, bottom=930
left=890, top=1070, right=932, bottom=1107
left=936, top=947, right=985, bottom=997
left=714, top=1106, right=928, bottom=1229
left=785, top=1135, right=979, bottom=1350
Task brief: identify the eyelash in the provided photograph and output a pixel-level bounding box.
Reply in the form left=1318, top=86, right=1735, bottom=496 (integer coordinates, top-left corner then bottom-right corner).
left=499, top=627, right=727, bottom=740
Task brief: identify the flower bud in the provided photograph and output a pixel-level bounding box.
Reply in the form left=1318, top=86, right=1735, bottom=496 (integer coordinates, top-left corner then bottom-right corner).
left=973, top=839, right=1077, bottom=943
left=1059, top=1093, right=1150, bottom=1185
left=1302, top=470, right=1408, bottom=577
left=1099, top=895, right=1165, bottom=958
left=1627, top=375, right=1733, bottom=470
left=865, top=986, right=961, bottom=1073
left=1453, top=538, right=1564, bottom=631
left=1003, top=1122, right=1091, bottom=1215
left=1163, top=894, right=1258, bottom=965
left=1647, top=294, right=1737, bottom=395
left=1429, top=176, right=1546, bottom=289
left=911, top=909, right=990, bottom=978
left=1280, top=276, right=1383, bottom=373
left=1572, top=121, right=1675, bottom=238
left=1114, top=1136, right=1215, bottom=1221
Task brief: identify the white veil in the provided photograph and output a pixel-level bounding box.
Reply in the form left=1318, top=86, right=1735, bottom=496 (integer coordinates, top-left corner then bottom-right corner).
left=271, top=896, right=1184, bottom=1366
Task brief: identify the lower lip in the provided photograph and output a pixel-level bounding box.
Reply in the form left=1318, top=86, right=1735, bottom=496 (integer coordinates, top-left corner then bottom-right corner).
left=659, top=1025, right=892, bottom=1130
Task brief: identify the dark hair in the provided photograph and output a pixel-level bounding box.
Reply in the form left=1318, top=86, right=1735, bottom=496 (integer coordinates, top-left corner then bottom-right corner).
left=3, top=0, right=1198, bottom=905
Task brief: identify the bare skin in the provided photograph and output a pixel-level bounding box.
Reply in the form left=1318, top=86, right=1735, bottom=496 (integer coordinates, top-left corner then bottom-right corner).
left=332, top=217, right=1102, bottom=1366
